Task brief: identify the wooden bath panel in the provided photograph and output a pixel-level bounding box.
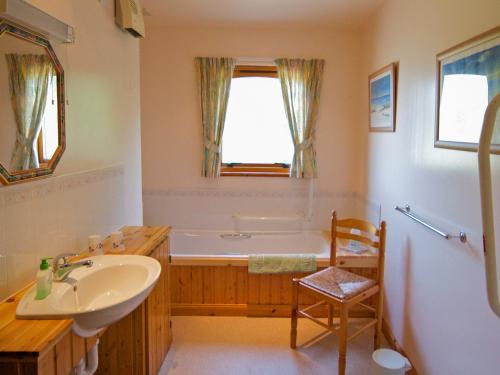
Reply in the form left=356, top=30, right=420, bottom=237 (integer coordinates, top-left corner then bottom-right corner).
left=170, top=265, right=377, bottom=317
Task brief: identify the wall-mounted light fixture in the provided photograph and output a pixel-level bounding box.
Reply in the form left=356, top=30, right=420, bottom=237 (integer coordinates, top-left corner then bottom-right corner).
left=0, top=0, right=74, bottom=43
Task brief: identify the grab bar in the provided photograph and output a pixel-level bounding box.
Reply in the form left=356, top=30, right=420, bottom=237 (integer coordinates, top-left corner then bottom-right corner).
left=232, top=214, right=305, bottom=221
left=395, top=205, right=467, bottom=243
left=478, top=93, right=500, bottom=318
left=220, top=233, right=252, bottom=240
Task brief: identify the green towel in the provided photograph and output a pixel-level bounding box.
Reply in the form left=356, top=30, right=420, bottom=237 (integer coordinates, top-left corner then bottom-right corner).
left=248, top=254, right=317, bottom=274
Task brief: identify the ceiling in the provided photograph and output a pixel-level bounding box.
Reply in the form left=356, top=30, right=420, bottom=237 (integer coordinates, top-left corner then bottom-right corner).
left=141, top=0, right=385, bottom=29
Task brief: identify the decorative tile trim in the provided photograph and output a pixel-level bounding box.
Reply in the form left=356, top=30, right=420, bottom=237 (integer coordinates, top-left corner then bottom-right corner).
left=0, top=165, right=124, bottom=208
left=143, top=188, right=358, bottom=200
left=2, top=183, right=32, bottom=207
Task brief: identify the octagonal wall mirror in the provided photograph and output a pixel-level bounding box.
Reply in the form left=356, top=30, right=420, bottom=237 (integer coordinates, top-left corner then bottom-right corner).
left=0, top=19, right=65, bottom=185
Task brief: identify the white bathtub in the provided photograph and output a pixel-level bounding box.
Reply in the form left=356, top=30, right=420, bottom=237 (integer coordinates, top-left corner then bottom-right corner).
left=170, top=229, right=331, bottom=266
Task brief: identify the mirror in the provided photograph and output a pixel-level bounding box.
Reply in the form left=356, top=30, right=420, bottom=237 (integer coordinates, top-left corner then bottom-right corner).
left=435, top=27, right=500, bottom=153
left=0, top=19, right=65, bottom=185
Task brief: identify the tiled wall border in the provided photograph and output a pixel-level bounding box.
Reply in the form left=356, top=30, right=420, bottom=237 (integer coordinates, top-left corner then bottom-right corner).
left=143, top=188, right=358, bottom=199
left=143, top=189, right=382, bottom=224
left=0, top=165, right=124, bottom=208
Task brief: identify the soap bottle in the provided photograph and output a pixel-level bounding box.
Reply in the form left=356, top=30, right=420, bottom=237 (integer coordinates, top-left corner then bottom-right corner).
left=35, top=257, right=53, bottom=300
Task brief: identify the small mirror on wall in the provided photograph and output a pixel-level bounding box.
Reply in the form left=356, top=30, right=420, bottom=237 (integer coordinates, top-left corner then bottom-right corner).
left=0, top=19, right=65, bottom=185
left=435, top=26, right=500, bottom=153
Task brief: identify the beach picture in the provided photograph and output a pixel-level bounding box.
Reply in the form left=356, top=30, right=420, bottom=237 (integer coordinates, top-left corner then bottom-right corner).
left=369, top=63, right=396, bottom=132
left=436, top=27, right=500, bottom=152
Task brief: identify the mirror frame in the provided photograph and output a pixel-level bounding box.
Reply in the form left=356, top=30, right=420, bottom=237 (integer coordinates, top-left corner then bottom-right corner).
left=0, top=19, right=65, bottom=185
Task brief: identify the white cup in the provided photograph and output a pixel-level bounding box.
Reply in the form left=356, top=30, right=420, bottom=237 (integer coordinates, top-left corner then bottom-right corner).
left=111, top=231, right=125, bottom=251
left=88, top=235, right=103, bottom=254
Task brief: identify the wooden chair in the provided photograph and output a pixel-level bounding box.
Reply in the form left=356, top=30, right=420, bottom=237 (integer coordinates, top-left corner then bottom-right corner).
left=290, top=211, right=387, bottom=375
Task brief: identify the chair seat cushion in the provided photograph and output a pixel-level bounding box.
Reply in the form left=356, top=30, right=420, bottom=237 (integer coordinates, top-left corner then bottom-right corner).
left=299, top=266, right=377, bottom=300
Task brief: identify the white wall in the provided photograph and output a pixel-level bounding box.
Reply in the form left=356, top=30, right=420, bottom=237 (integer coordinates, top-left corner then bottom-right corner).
left=360, top=1, right=500, bottom=374
left=0, top=0, right=143, bottom=299
left=140, top=26, right=370, bottom=230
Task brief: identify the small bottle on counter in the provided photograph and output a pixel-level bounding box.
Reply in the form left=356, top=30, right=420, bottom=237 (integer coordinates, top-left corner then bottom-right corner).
left=35, top=257, right=53, bottom=300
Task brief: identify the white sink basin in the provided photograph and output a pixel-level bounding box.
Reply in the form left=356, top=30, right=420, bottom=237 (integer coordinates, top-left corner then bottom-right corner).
left=16, top=255, right=161, bottom=337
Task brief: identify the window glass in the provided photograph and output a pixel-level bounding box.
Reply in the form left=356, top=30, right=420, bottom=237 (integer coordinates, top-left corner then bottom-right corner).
left=222, top=76, right=293, bottom=164
left=40, top=74, right=59, bottom=161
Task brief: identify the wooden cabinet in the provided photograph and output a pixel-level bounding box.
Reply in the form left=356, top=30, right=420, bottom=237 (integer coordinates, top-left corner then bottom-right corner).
left=0, top=310, right=99, bottom=375
left=97, top=238, right=172, bottom=375
left=0, top=227, right=170, bottom=375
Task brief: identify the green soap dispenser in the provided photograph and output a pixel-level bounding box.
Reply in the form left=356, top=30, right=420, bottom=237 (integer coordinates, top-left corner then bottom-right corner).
left=35, top=257, right=53, bottom=300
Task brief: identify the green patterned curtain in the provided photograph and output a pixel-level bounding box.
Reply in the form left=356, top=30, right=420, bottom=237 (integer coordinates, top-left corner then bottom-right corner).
left=6, top=54, right=53, bottom=171
left=275, top=58, right=324, bottom=178
left=196, top=57, right=235, bottom=177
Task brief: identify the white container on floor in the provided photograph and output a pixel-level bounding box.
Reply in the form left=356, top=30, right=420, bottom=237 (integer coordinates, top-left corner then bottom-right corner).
left=371, top=349, right=412, bottom=375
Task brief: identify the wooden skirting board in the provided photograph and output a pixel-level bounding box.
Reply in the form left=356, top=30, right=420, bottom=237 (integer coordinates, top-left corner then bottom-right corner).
left=172, top=303, right=375, bottom=318
left=172, top=303, right=248, bottom=316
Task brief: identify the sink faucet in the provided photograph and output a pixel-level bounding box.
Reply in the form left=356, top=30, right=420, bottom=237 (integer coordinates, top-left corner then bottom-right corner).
left=53, top=253, right=93, bottom=282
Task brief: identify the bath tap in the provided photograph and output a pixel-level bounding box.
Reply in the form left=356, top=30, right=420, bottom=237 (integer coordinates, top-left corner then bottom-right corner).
left=53, top=253, right=93, bottom=282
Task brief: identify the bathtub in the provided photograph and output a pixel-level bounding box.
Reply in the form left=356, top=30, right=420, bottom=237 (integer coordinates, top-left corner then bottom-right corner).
left=169, top=229, right=377, bottom=317
left=170, top=229, right=331, bottom=266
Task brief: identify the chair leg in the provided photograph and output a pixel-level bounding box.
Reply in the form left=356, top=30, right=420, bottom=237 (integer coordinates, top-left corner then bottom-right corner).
left=374, top=290, right=384, bottom=349
left=327, top=303, right=334, bottom=327
left=338, top=306, right=348, bottom=375
left=290, top=279, right=299, bottom=349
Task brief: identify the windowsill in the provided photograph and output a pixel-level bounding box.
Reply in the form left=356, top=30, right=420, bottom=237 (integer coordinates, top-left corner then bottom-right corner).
left=221, top=164, right=290, bottom=177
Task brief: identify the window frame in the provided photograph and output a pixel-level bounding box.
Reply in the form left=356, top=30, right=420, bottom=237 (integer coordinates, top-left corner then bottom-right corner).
left=37, top=128, right=49, bottom=166
left=36, top=73, right=58, bottom=166
left=221, top=65, right=291, bottom=177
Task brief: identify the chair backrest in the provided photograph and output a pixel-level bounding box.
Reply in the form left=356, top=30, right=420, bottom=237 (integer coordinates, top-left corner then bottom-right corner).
left=330, top=210, right=387, bottom=284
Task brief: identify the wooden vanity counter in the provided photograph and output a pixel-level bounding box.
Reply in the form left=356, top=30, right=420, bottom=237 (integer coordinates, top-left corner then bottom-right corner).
left=0, top=226, right=170, bottom=375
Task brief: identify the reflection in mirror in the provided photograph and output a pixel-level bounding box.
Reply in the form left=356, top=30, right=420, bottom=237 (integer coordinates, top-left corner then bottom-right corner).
left=0, top=20, right=65, bottom=185
left=439, top=74, right=489, bottom=143
left=436, top=28, right=499, bottom=152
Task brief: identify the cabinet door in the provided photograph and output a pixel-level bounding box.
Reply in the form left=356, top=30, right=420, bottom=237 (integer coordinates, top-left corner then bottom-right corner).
left=157, top=238, right=172, bottom=358
left=146, top=238, right=171, bottom=375
left=35, top=332, right=100, bottom=375
left=96, top=305, right=146, bottom=375
left=146, top=245, right=161, bottom=374
left=163, top=239, right=172, bottom=353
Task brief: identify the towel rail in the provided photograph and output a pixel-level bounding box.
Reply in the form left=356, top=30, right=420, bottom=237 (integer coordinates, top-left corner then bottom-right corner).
left=395, top=205, right=467, bottom=243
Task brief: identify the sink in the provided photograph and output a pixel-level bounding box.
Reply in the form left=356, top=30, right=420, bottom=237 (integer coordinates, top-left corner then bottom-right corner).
left=16, top=255, right=161, bottom=337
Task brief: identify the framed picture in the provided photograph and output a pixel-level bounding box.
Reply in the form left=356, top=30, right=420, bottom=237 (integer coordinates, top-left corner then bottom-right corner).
left=369, top=63, right=397, bottom=132
left=435, top=26, right=500, bottom=153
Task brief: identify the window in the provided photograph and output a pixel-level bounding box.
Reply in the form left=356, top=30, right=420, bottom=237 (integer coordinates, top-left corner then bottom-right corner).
left=221, top=65, right=293, bottom=177
left=37, top=74, right=59, bottom=164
